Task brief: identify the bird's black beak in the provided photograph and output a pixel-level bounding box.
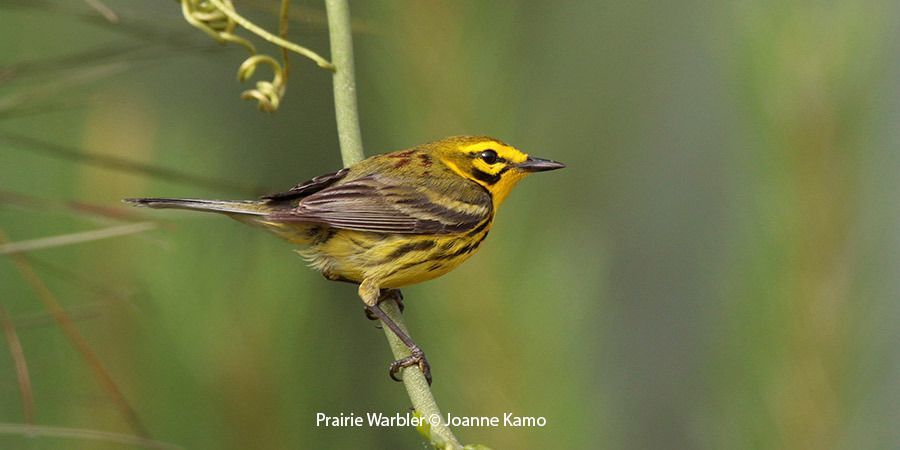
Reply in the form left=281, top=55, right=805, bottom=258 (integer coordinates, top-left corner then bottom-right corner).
left=516, top=156, right=566, bottom=172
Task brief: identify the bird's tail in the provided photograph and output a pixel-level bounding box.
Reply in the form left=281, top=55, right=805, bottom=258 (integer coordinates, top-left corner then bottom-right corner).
left=123, top=198, right=270, bottom=216
left=124, top=197, right=321, bottom=245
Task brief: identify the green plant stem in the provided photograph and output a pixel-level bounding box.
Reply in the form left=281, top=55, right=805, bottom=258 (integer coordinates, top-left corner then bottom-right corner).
left=378, top=301, right=463, bottom=449
left=324, top=1, right=462, bottom=448
left=325, top=0, right=364, bottom=166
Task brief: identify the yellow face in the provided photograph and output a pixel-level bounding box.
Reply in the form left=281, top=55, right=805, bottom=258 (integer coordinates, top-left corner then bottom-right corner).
left=436, top=136, right=565, bottom=206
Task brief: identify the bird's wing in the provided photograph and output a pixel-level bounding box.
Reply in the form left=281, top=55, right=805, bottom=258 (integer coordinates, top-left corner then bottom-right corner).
left=261, top=168, right=350, bottom=202
left=267, top=173, right=492, bottom=234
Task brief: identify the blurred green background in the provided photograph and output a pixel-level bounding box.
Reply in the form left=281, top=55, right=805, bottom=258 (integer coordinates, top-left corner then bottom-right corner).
left=2, top=1, right=899, bottom=449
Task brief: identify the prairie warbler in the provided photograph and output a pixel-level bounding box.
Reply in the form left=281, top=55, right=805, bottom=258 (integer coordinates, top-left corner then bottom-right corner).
left=126, top=136, right=564, bottom=383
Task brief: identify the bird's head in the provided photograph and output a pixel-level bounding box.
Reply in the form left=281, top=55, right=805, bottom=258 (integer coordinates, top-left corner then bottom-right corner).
left=429, top=136, right=565, bottom=206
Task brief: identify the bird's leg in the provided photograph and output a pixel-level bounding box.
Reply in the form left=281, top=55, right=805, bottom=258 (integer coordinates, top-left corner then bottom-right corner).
left=359, top=280, right=431, bottom=384
left=365, top=301, right=432, bottom=385
left=365, top=289, right=405, bottom=321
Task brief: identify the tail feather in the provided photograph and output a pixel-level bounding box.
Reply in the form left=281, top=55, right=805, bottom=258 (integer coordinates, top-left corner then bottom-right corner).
left=124, top=197, right=320, bottom=245
left=123, top=198, right=269, bottom=216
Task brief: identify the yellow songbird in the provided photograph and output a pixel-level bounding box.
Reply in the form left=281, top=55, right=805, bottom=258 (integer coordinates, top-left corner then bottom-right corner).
left=126, top=135, right=564, bottom=383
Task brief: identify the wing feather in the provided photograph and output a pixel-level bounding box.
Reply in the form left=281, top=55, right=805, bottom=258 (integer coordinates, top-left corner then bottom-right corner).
left=266, top=174, right=491, bottom=234
left=261, top=168, right=350, bottom=202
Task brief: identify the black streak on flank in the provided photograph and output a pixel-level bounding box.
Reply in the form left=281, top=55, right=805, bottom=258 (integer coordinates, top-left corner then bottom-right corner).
left=427, top=263, right=443, bottom=272
left=348, top=235, right=370, bottom=248
left=465, top=219, right=491, bottom=237
left=388, top=240, right=436, bottom=258
left=397, top=260, right=425, bottom=271
left=306, top=225, right=322, bottom=238
left=436, top=231, right=488, bottom=260
left=418, top=153, right=433, bottom=167
left=439, top=242, right=475, bottom=260
left=432, top=230, right=489, bottom=262
left=472, top=231, right=488, bottom=249
left=315, top=227, right=337, bottom=245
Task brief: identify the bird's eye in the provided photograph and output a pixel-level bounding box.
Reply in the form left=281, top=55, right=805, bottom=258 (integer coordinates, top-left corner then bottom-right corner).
left=479, top=150, right=498, bottom=164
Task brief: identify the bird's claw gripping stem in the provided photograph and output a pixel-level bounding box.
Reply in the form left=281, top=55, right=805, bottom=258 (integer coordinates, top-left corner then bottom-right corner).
left=389, top=346, right=432, bottom=385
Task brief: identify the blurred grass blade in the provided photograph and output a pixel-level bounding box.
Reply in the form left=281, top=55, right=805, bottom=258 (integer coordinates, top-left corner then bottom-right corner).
left=0, top=62, right=129, bottom=112
left=244, top=0, right=378, bottom=35
left=0, top=307, right=35, bottom=424
left=83, top=0, right=119, bottom=23
left=0, top=423, right=181, bottom=449
left=2, top=1, right=220, bottom=54
left=0, top=189, right=150, bottom=223
left=0, top=222, right=157, bottom=255
left=12, top=303, right=104, bottom=330
left=0, top=230, right=149, bottom=437
left=0, top=132, right=257, bottom=194
left=0, top=45, right=136, bottom=84
left=28, top=256, right=138, bottom=310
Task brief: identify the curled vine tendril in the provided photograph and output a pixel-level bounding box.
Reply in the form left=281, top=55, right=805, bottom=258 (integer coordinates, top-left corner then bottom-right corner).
left=180, top=0, right=332, bottom=112
left=238, top=55, right=284, bottom=113
left=180, top=0, right=255, bottom=53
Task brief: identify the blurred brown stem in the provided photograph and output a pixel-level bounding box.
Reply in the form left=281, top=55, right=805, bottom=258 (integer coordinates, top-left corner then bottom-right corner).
left=0, top=230, right=149, bottom=437
left=0, top=306, right=34, bottom=424
left=278, top=0, right=290, bottom=79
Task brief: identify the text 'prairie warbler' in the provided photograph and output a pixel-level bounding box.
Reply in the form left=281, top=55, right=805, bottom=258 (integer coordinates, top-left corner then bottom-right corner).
left=126, top=136, right=564, bottom=383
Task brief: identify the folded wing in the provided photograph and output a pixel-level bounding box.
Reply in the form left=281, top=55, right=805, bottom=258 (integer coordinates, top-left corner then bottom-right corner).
left=267, top=174, right=492, bottom=234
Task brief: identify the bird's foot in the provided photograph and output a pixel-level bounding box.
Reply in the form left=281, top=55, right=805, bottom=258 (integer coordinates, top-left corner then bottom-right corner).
left=389, top=345, right=432, bottom=385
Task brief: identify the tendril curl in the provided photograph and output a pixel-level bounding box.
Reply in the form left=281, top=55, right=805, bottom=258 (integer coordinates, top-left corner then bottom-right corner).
left=238, top=55, right=285, bottom=113
left=180, top=0, right=331, bottom=112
